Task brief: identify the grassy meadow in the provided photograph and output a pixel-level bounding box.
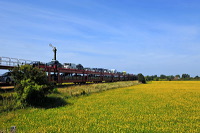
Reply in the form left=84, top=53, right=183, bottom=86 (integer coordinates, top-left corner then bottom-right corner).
left=0, top=81, right=199, bottom=132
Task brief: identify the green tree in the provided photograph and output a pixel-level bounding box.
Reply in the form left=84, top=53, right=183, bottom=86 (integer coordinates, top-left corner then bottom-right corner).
left=167, top=75, right=174, bottom=81
left=160, top=74, right=166, bottom=79
left=11, top=65, right=54, bottom=106
left=138, top=73, right=146, bottom=84
left=182, top=74, right=190, bottom=79
left=145, top=75, right=152, bottom=81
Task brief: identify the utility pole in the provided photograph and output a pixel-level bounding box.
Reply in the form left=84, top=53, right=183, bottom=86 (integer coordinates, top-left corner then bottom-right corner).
left=49, top=43, right=58, bottom=82
left=49, top=43, right=57, bottom=60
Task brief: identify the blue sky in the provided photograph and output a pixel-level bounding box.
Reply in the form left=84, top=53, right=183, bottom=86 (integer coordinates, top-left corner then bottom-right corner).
left=0, top=0, right=200, bottom=76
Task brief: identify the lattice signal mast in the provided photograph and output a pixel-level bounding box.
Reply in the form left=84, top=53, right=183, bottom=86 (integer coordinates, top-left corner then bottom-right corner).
left=49, top=43, right=57, bottom=60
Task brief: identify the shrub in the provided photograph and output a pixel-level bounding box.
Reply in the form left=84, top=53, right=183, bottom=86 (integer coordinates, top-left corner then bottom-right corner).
left=11, top=65, right=54, bottom=106
left=0, top=94, right=16, bottom=113
left=138, top=73, right=146, bottom=84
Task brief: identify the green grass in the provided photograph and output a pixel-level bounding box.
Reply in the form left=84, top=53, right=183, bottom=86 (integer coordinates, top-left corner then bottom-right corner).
left=58, top=81, right=139, bottom=97
left=0, top=81, right=199, bottom=132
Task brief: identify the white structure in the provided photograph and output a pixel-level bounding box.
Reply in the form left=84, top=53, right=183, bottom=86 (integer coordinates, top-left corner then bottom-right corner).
left=63, top=63, right=77, bottom=69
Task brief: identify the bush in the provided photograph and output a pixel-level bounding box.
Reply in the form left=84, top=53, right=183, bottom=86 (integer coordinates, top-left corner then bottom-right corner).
left=0, top=94, right=16, bottom=113
left=11, top=65, right=54, bottom=106
left=138, top=73, right=146, bottom=84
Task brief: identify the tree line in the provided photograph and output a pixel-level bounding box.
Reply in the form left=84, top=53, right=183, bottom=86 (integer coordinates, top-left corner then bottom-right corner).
left=145, top=74, right=200, bottom=81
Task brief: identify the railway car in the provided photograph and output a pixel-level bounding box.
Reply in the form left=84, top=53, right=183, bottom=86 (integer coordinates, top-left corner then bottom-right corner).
left=38, top=63, right=137, bottom=84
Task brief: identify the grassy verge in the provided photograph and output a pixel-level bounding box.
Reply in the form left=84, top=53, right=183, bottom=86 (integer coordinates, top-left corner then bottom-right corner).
left=58, top=81, right=139, bottom=97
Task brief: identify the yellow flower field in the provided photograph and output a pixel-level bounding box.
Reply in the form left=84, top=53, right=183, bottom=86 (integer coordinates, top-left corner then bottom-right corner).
left=0, top=81, right=199, bottom=132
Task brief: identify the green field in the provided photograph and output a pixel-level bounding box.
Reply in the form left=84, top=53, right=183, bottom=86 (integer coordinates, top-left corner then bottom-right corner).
left=0, top=81, right=199, bottom=132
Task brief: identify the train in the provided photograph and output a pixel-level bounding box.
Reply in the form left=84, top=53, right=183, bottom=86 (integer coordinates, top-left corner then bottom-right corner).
left=0, top=52, right=137, bottom=84
left=31, top=60, right=138, bottom=84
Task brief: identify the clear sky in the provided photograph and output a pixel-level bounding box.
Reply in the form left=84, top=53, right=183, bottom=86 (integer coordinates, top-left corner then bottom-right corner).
left=0, top=0, right=200, bottom=76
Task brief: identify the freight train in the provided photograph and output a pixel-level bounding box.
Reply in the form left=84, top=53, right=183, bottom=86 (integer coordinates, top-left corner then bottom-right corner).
left=32, top=60, right=137, bottom=84
left=0, top=44, right=137, bottom=84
